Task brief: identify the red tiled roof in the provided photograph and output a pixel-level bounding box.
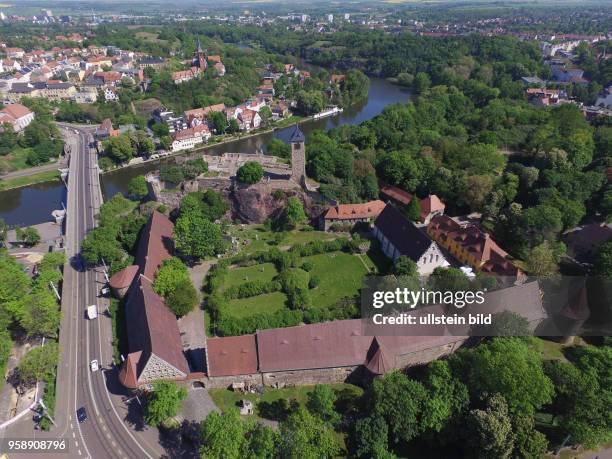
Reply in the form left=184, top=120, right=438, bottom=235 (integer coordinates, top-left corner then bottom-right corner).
left=207, top=55, right=221, bottom=63
left=109, top=265, right=138, bottom=289
left=324, top=200, right=386, bottom=221
left=256, top=319, right=373, bottom=372
left=124, top=278, right=189, bottom=378
left=420, top=195, right=445, bottom=220
left=1, top=103, right=32, bottom=120
left=206, top=335, right=258, bottom=376
left=135, top=211, right=175, bottom=280
left=427, top=214, right=521, bottom=278
left=173, top=124, right=210, bottom=141
left=381, top=185, right=412, bottom=206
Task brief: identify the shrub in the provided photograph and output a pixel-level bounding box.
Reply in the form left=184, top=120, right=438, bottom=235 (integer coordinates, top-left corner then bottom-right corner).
left=302, top=261, right=314, bottom=272
left=309, top=276, right=320, bottom=289
left=236, top=161, right=264, bottom=185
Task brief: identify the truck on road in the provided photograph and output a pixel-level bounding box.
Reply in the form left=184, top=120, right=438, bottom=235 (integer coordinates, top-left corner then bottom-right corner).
left=86, top=304, right=98, bottom=320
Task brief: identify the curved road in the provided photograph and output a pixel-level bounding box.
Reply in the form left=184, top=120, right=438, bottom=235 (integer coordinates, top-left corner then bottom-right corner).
left=2, top=126, right=163, bottom=459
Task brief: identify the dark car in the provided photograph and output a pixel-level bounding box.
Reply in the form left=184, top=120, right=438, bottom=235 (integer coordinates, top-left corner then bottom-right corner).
left=76, top=407, right=87, bottom=423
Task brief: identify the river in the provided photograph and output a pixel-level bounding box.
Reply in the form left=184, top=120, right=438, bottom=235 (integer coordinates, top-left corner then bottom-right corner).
left=0, top=77, right=410, bottom=226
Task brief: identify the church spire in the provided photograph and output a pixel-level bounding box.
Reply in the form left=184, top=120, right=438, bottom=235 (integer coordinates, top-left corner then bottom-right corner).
left=197, top=37, right=203, bottom=54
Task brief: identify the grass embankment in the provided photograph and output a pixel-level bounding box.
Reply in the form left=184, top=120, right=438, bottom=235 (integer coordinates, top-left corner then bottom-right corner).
left=109, top=298, right=128, bottom=365
left=0, top=170, right=61, bottom=191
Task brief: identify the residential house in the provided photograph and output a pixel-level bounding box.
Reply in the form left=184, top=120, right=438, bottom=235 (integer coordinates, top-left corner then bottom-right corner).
left=330, top=74, right=346, bottom=84
left=73, top=88, right=98, bottom=104
left=272, top=101, right=290, bottom=120
left=171, top=124, right=211, bottom=152
left=373, top=204, right=449, bottom=275
left=5, top=47, right=24, bottom=59
left=104, top=87, right=119, bottom=102
left=0, top=103, right=34, bottom=132
left=563, top=223, right=612, bottom=265
left=550, top=65, right=588, bottom=84
left=238, top=108, right=261, bottom=131
left=526, top=87, right=566, bottom=106
left=40, top=81, right=76, bottom=101
left=171, top=67, right=201, bottom=84
left=95, top=118, right=120, bottom=140
left=427, top=214, right=524, bottom=281
left=322, top=200, right=386, bottom=231
left=185, top=103, right=226, bottom=127
left=138, top=57, right=166, bottom=70
left=380, top=185, right=445, bottom=224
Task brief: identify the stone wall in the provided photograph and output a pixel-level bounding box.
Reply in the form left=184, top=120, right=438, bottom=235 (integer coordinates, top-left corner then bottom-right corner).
left=206, top=373, right=264, bottom=389
left=261, top=365, right=362, bottom=388
left=394, top=339, right=466, bottom=368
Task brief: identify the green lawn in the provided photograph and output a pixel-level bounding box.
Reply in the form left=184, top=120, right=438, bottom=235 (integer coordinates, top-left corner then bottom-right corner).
left=209, top=383, right=364, bottom=421
left=227, top=225, right=337, bottom=256
left=223, top=263, right=277, bottom=291
left=225, top=291, right=287, bottom=318
left=527, top=337, right=568, bottom=361
left=305, top=252, right=370, bottom=308
left=0, top=170, right=60, bottom=191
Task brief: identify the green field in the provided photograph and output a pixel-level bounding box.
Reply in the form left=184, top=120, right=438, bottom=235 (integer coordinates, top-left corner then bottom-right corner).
left=304, top=252, right=370, bottom=308
left=227, top=225, right=338, bottom=256
left=223, top=262, right=277, bottom=291
left=221, top=251, right=371, bottom=317
left=226, top=291, right=287, bottom=317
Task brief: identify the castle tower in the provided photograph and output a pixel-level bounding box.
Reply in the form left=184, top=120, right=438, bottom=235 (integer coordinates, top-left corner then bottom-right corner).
left=289, top=124, right=306, bottom=186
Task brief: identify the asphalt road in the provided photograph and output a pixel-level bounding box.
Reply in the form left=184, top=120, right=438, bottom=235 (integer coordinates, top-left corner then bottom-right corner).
left=1, top=126, right=163, bottom=459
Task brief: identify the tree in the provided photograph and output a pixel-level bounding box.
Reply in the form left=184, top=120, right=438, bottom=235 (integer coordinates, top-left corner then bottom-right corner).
left=103, top=134, right=134, bottom=162
left=283, top=197, right=307, bottom=229
left=596, top=241, right=612, bottom=276
left=174, top=212, right=225, bottom=259
left=0, top=218, right=7, bottom=246
left=278, top=408, right=339, bottom=459
left=478, top=311, right=532, bottom=337
left=22, top=227, right=41, bottom=247
left=200, top=409, right=247, bottom=459
left=306, top=384, right=340, bottom=425
left=236, top=161, right=264, bottom=185
left=526, top=241, right=559, bottom=276
left=166, top=278, right=199, bottom=316
left=160, top=135, right=172, bottom=151
left=81, top=226, right=125, bottom=265
left=16, top=342, right=59, bottom=387
left=511, top=415, right=548, bottom=459
left=247, top=423, right=277, bottom=459
left=144, top=380, right=187, bottom=426
left=413, top=72, right=431, bottom=93
left=451, top=338, right=553, bottom=415
left=127, top=175, right=148, bottom=200
left=544, top=357, right=612, bottom=448
left=208, top=111, right=228, bottom=134
left=267, top=138, right=291, bottom=158
left=462, top=394, right=514, bottom=459
left=371, top=371, right=428, bottom=443
left=259, top=106, right=273, bottom=127
left=353, top=415, right=393, bottom=458
left=18, top=291, right=61, bottom=338
left=421, top=360, right=469, bottom=433
left=393, top=256, right=418, bottom=277
left=151, top=122, right=170, bottom=137
left=183, top=158, right=208, bottom=180
left=405, top=196, right=421, bottom=221
left=154, top=257, right=190, bottom=297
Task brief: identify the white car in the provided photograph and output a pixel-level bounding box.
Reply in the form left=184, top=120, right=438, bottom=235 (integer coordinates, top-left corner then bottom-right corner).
left=90, top=360, right=99, bottom=372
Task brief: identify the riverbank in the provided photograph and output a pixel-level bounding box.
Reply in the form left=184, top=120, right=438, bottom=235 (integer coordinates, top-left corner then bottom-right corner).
left=0, top=170, right=61, bottom=192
